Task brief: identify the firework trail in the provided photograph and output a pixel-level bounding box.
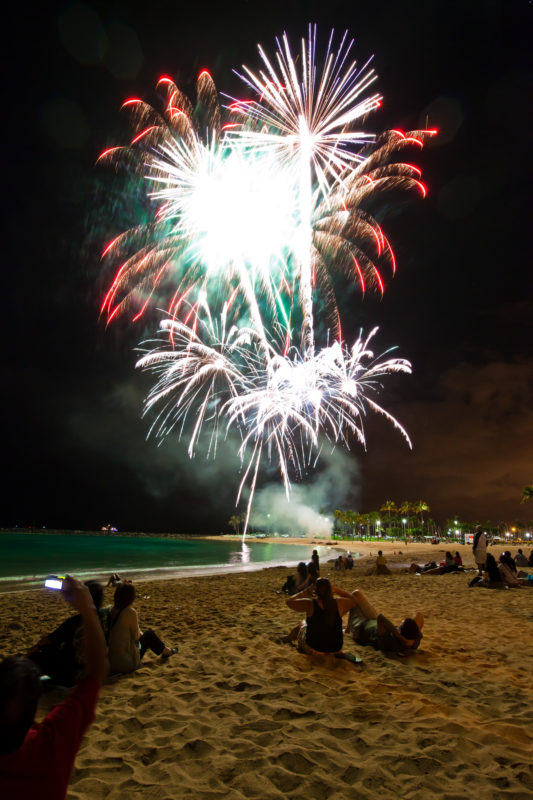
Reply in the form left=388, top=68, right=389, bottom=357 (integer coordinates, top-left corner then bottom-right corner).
left=98, top=28, right=434, bottom=534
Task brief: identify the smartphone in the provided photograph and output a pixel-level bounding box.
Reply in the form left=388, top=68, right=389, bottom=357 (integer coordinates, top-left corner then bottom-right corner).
left=44, top=575, right=66, bottom=590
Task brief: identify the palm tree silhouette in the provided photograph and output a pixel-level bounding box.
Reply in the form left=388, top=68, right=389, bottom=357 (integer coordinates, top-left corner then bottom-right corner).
left=521, top=486, right=533, bottom=504
left=380, top=500, right=397, bottom=535
left=414, top=500, right=430, bottom=531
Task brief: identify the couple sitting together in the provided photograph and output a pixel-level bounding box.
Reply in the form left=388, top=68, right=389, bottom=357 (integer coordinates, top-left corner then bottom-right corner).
left=283, top=578, right=423, bottom=658
left=28, top=580, right=175, bottom=686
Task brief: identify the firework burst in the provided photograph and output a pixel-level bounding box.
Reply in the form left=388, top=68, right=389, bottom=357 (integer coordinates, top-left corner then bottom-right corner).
left=98, top=28, right=434, bottom=533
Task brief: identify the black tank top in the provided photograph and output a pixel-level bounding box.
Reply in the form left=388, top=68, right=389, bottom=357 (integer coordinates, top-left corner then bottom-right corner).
left=306, top=599, right=343, bottom=652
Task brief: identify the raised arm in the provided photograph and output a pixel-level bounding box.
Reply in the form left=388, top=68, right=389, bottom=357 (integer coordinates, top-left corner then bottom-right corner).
left=330, top=585, right=358, bottom=615
left=286, top=586, right=314, bottom=614
left=63, top=576, right=108, bottom=685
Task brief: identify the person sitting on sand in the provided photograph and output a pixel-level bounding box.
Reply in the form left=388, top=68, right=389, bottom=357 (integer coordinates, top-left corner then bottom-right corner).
left=529, top=551, right=533, bottom=567
left=281, top=562, right=309, bottom=595
left=345, top=552, right=354, bottom=570
left=502, top=551, right=517, bottom=573
left=282, top=578, right=357, bottom=656
left=514, top=549, right=528, bottom=567
left=454, top=551, right=463, bottom=566
left=306, top=561, right=319, bottom=585
left=376, top=551, right=391, bottom=575
left=334, top=555, right=345, bottom=571
left=498, top=553, right=521, bottom=587
left=469, top=553, right=504, bottom=588
left=347, top=589, right=424, bottom=654
left=107, top=583, right=176, bottom=674
left=27, top=580, right=108, bottom=687
left=0, top=576, right=107, bottom=799
left=106, top=573, right=122, bottom=587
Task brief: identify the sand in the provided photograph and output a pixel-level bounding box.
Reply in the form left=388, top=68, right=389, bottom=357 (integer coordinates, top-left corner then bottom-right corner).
left=1, top=542, right=532, bottom=800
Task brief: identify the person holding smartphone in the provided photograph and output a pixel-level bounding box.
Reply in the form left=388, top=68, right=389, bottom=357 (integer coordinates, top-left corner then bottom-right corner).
left=0, top=575, right=108, bottom=798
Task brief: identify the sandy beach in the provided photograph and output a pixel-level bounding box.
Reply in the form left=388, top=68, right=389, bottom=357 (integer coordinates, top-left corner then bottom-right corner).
left=1, top=541, right=532, bottom=799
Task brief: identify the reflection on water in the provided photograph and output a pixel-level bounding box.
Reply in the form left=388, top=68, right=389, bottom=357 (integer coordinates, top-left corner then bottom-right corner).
left=229, top=543, right=251, bottom=563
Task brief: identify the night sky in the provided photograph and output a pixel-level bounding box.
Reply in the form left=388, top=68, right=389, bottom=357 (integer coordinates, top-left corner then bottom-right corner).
left=6, top=0, right=532, bottom=533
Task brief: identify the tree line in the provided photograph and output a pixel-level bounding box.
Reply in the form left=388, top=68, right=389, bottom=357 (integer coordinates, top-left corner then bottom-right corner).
left=333, top=500, right=433, bottom=539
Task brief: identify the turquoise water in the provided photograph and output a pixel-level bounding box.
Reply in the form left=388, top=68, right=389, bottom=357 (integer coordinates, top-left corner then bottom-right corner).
left=0, top=532, right=330, bottom=588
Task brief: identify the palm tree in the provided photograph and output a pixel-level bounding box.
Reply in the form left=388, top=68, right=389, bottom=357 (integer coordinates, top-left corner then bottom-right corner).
left=521, top=486, right=533, bottom=503
left=380, top=500, right=397, bottom=535
left=333, top=509, right=344, bottom=536
left=414, top=500, right=430, bottom=532
left=228, top=515, right=240, bottom=535
left=228, top=513, right=245, bottom=535
left=399, top=501, right=413, bottom=535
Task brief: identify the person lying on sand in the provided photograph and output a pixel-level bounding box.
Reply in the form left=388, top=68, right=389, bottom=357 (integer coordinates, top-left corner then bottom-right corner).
left=282, top=578, right=359, bottom=661
left=408, top=560, right=437, bottom=573
left=27, top=580, right=108, bottom=687
left=413, top=552, right=463, bottom=576
left=346, top=589, right=424, bottom=655
left=0, top=576, right=108, bottom=799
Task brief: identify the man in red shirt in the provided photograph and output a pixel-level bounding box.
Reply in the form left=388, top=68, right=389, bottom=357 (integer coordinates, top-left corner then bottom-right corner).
left=0, top=576, right=108, bottom=798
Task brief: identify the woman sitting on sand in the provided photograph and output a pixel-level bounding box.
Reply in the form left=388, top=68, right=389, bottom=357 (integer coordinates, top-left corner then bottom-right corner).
left=282, top=578, right=357, bottom=656
left=107, top=583, right=176, bottom=674
left=306, top=561, right=319, bottom=585
left=498, top=553, right=521, bottom=587
left=453, top=552, right=463, bottom=566
left=281, top=561, right=310, bottom=595
left=469, top=553, right=504, bottom=587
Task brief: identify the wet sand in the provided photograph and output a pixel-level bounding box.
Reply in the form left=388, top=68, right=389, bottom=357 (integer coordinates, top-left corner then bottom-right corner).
left=1, top=542, right=532, bottom=799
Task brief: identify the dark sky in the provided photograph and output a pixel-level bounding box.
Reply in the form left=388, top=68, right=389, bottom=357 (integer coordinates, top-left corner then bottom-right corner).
left=5, top=0, right=532, bottom=532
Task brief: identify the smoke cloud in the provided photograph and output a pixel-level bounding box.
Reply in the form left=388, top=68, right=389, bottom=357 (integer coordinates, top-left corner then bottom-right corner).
left=250, top=448, right=360, bottom=538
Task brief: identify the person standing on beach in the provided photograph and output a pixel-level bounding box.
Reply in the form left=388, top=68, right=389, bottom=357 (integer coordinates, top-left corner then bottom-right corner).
left=311, top=550, right=320, bottom=574
left=472, top=527, right=487, bottom=575
left=0, top=575, right=108, bottom=799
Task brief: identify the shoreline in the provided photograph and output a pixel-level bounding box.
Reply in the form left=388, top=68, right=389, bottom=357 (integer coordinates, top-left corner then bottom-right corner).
left=1, top=541, right=531, bottom=800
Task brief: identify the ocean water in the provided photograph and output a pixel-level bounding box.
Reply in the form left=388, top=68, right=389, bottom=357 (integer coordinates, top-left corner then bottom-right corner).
left=0, top=532, right=332, bottom=588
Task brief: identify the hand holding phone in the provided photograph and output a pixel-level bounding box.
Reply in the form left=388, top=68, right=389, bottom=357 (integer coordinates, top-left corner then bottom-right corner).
left=44, top=575, right=65, bottom=590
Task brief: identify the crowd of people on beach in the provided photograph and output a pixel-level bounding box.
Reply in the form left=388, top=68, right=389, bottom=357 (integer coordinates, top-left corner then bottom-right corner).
left=1, top=535, right=532, bottom=798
